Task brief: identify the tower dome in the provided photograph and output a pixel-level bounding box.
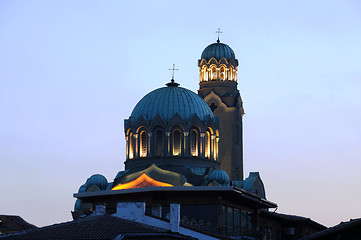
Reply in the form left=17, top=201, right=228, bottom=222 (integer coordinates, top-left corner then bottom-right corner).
left=201, top=42, right=235, bottom=62
left=207, top=169, right=230, bottom=186
left=129, top=82, right=215, bottom=123
left=86, top=174, right=108, bottom=190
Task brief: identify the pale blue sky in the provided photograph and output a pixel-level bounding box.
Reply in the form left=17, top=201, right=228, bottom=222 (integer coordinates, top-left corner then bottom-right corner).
left=1, top=0, right=360, bottom=227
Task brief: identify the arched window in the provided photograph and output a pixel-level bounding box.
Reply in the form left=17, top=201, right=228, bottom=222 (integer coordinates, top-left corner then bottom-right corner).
left=220, top=66, right=225, bottom=80
left=129, top=133, right=134, bottom=159
left=173, top=130, right=181, bottom=156
left=156, top=130, right=163, bottom=157
left=205, top=131, right=211, bottom=159
left=190, top=130, right=198, bottom=157
left=203, top=66, right=208, bottom=81
left=140, top=131, right=147, bottom=157
left=228, top=67, right=233, bottom=81
left=211, top=66, right=217, bottom=80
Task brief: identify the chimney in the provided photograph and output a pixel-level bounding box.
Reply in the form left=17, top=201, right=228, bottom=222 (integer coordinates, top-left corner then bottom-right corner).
left=93, top=204, right=106, bottom=216
left=114, top=202, right=145, bottom=223
left=170, top=204, right=180, bottom=232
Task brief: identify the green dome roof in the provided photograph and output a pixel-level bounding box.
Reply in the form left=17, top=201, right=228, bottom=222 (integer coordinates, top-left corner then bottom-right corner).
left=86, top=174, right=108, bottom=190
left=201, top=41, right=235, bottom=61
left=207, top=169, right=230, bottom=186
left=129, top=83, right=215, bottom=122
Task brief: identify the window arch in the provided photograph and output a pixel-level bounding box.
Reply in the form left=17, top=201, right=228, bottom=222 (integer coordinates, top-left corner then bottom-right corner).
left=129, top=133, right=134, bottom=159
left=155, top=130, right=163, bottom=157
left=190, top=129, right=198, bottom=157
left=202, top=66, right=208, bottom=81
left=172, top=130, right=182, bottom=156
left=140, top=131, right=148, bottom=157
left=211, top=66, right=217, bottom=80
left=229, top=66, right=233, bottom=81
left=220, top=66, right=226, bottom=80
left=205, top=131, right=211, bottom=159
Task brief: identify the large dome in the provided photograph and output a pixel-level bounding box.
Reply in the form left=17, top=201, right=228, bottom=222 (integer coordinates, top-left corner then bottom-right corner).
left=129, top=84, right=214, bottom=122
left=201, top=42, right=235, bottom=61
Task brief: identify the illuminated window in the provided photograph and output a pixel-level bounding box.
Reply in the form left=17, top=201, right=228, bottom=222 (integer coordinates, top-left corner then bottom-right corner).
left=173, top=130, right=181, bottom=156
left=211, top=67, right=217, bottom=80
left=203, top=66, right=208, bottom=81
left=205, top=131, right=210, bottom=158
left=190, top=130, right=198, bottom=157
left=129, top=133, right=134, bottom=159
left=140, top=131, right=147, bottom=157
left=220, top=66, right=225, bottom=80
left=156, top=130, right=163, bottom=157
left=229, top=67, right=233, bottom=81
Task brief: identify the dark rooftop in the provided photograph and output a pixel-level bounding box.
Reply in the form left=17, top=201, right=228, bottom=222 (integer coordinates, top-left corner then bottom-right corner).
left=0, top=215, right=37, bottom=235
left=300, top=218, right=361, bottom=240
left=0, top=215, right=196, bottom=240
left=261, top=211, right=326, bottom=230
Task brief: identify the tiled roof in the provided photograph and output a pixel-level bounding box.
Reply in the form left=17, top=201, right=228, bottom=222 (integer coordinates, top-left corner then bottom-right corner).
left=300, top=218, right=361, bottom=240
left=0, top=215, right=37, bottom=234
left=261, top=211, right=326, bottom=229
left=0, top=215, right=195, bottom=240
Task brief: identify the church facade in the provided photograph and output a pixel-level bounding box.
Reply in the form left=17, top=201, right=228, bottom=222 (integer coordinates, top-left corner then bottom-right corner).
left=72, top=39, right=324, bottom=240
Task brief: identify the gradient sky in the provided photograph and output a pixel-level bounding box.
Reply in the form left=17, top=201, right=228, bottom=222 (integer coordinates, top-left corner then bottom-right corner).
left=1, top=0, right=360, bottom=228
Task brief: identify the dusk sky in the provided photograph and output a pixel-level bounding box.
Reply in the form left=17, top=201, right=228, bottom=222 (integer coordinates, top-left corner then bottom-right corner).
left=1, top=1, right=361, bottom=228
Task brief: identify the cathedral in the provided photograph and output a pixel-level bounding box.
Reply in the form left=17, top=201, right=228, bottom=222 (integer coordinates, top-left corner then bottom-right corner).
left=71, top=38, right=325, bottom=240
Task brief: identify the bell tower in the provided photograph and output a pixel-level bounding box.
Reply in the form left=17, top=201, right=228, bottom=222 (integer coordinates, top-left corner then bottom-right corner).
left=198, top=39, right=244, bottom=181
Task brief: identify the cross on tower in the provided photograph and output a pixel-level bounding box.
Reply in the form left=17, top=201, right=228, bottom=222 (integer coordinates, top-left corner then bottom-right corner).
left=169, top=64, right=179, bottom=81
left=216, top=28, right=222, bottom=43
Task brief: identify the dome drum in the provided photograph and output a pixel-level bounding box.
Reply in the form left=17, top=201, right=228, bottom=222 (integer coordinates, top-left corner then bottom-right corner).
left=124, top=113, right=219, bottom=163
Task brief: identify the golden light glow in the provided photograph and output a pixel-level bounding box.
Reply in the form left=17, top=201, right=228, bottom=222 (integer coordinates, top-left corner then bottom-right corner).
left=211, top=67, right=217, bottom=80
left=111, top=172, right=173, bottom=190
left=140, top=131, right=147, bottom=157
left=205, top=132, right=210, bottom=158
left=129, top=133, right=134, bottom=159
left=190, top=130, right=198, bottom=157
left=173, top=130, right=181, bottom=156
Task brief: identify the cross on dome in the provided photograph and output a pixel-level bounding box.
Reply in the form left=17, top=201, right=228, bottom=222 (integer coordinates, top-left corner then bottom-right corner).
left=166, top=64, right=180, bottom=87
left=216, top=28, right=222, bottom=43
left=169, top=63, right=179, bottom=80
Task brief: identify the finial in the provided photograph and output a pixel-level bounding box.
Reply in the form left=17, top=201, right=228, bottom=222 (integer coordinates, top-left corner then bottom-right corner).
left=216, top=28, right=222, bottom=43
left=169, top=63, right=179, bottom=81
left=166, top=64, right=180, bottom=87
